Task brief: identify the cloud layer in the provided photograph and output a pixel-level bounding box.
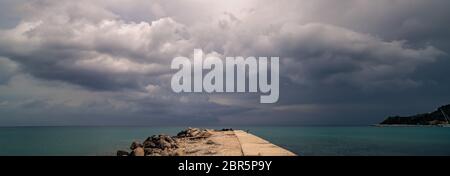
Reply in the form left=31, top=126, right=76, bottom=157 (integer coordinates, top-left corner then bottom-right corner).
left=0, top=0, right=449, bottom=126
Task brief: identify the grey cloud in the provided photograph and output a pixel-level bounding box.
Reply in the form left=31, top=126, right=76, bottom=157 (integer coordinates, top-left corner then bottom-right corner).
left=0, top=16, right=192, bottom=91
left=0, top=57, right=19, bottom=84
left=1, top=0, right=450, bottom=126
left=274, top=23, right=443, bottom=89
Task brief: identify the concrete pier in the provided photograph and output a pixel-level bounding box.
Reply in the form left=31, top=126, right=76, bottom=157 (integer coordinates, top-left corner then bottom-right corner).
left=234, top=130, right=296, bottom=156
left=118, top=128, right=297, bottom=156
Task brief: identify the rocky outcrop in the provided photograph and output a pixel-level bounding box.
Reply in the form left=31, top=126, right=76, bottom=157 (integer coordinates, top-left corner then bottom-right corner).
left=176, top=128, right=212, bottom=138
left=380, top=104, right=450, bottom=125
left=117, top=128, right=216, bottom=156
left=142, top=134, right=179, bottom=156
left=144, top=135, right=178, bottom=149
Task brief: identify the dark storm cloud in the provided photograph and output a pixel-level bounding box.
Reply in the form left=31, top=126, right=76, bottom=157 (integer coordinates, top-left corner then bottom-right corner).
left=0, top=57, right=19, bottom=84
left=0, top=0, right=450, bottom=126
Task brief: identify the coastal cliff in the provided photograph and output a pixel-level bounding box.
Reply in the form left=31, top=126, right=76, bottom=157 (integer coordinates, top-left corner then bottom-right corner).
left=380, top=104, right=450, bottom=125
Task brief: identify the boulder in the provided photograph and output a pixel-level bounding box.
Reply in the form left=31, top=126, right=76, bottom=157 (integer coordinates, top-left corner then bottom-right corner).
left=158, top=138, right=172, bottom=149
left=143, top=134, right=178, bottom=150
left=190, top=130, right=200, bottom=136
left=116, top=150, right=129, bottom=156
left=177, top=128, right=200, bottom=137
left=130, top=141, right=143, bottom=150
left=177, top=128, right=212, bottom=138
left=143, top=140, right=156, bottom=148
left=132, top=147, right=145, bottom=156
left=162, top=135, right=175, bottom=144
left=159, top=150, right=169, bottom=156
left=197, top=130, right=212, bottom=138
left=145, top=148, right=162, bottom=156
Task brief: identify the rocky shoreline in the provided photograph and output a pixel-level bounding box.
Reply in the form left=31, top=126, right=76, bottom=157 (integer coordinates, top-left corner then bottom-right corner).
left=117, top=128, right=235, bottom=156
left=380, top=104, right=450, bottom=126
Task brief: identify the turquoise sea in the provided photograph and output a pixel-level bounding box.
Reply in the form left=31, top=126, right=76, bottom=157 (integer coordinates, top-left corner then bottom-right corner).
left=0, top=126, right=450, bottom=156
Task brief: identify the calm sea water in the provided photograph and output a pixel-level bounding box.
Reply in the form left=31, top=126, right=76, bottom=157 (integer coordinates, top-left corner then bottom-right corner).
left=0, top=126, right=450, bottom=156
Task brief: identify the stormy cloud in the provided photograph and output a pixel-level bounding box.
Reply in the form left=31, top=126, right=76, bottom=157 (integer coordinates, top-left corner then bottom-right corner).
left=0, top=0, right=449, bottom=126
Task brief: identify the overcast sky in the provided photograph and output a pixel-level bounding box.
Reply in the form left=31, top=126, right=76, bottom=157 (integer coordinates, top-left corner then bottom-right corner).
left=0, top=0, right=449, bottom=126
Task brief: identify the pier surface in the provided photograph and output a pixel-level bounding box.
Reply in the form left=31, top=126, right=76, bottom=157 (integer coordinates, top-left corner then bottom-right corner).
left=234, top=130, right=296, bottom=156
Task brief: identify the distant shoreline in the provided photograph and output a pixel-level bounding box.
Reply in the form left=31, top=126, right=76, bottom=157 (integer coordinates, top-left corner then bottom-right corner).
left=373, top=124, right=450, bottom=127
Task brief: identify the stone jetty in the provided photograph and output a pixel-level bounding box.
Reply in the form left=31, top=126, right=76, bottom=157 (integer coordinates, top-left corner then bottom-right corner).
left=117, top=128, right=296, bottom=156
